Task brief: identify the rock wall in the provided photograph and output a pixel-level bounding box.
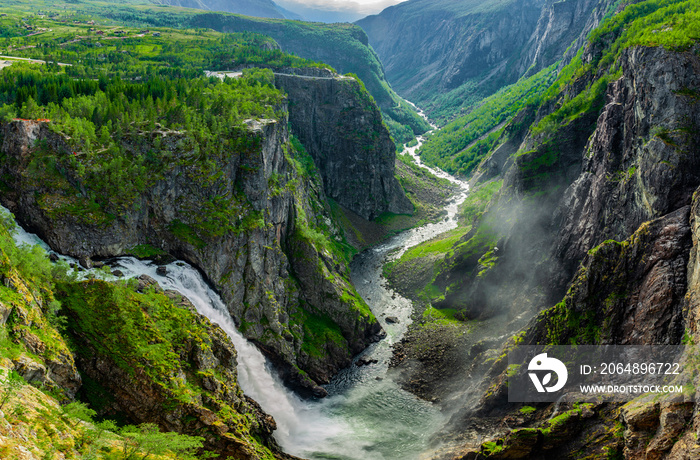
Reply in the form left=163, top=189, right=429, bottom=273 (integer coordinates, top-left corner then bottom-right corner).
left=513, top=0, right=618, bottom=78
left=0, top=238, right=81, bottom=400
left=554, top=46, right=700, bottom=274
left=434, top=45, right=700, bottom=320
left=0, top=222, right=284, bottom=458
left=274, top=70, right=413, bottom=220
left=358, top=0, right=543, bottom=102
left=189, top=13, right=431, bottom=136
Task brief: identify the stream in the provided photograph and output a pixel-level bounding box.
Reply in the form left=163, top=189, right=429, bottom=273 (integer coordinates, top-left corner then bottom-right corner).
left=5, top=130, right=469, bottom=459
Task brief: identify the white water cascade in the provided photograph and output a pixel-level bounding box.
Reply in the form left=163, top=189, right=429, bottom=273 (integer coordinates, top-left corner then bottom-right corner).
left=6, top=216, right=351, bottom=457
left=3, top=118, right=470, bottom=459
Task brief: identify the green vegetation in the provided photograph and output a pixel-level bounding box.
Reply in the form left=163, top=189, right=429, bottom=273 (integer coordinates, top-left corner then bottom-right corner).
left=402, top=229, right=467, bottom=261
left=286, top=134, right=360, bottom=267
left=57, top=280, right=207, bottom=394
left=0, top=59, right=284, bottom=221
left=0, top=369, right=24, bottom=411
left=532, top=74, right=612, bottom=136
left=448, top=222, right=499, bottom=272
left=0, top=18, right=310, bottom=241
left=129, top=244, right=167, bottom=259
left=459, top=179, right=502, bottom=226
left=382, top=227, right=465, bottom=303
left=358, top=0, right=540, bottom=121
left=478, top=405, right=596, bottom=457
left=181, top=12, right=430, bottom=143
left=62, top=405, right=210, bottom=460
left=57, top=277, right=276, bottom=458
left=116, top=423, right=208, bottom=460
left=383, top=178, right=502, bottom=305
left=0, top=3, right=389, bottom=401
left=421, top=306, right=464, bottom=325
left=516, top=142, right=560, bottom=172
left=420, top=0, right=700, bottom=177
left=544, top=300, right=602, bottom=345
left=296, top=307, right=348, bottom=359
left=419, top=65, right=557, bottom=176
left=534, top=0, right=700, bottom=138
left=0, top=385, right=210, bottom=460
left=541, top=405, right=592, bottom=435
left=590, top=0, right=700, bottom=57
left=0, top=214, right=78, bottom=383
left=481, top=440, right=504, bottom=455
left=282, top=132, right=376, bottom=362
left=519, top=405, right=536, bottom=415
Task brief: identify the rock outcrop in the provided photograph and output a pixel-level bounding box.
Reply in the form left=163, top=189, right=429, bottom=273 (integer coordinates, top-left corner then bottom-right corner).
left=274, top=69, right=412, bottom=219
left=530, top=205, right=691, bottom=348
left=433, top=44, right=700, bottom=321
left=189, top=13, right=430, bottom=137
left=0, top=212, right=284, bottom=459
left=0, top=79, right=387, bottom=394
left=58, top=278, right=283, bottom=460
left=0, top=235, right=82, bottom=400
left=512, top=0, right=618, bottom=78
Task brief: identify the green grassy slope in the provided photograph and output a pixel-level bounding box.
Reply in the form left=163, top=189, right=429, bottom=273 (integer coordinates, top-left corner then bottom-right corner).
left=418, top=65, right=557, bottom=177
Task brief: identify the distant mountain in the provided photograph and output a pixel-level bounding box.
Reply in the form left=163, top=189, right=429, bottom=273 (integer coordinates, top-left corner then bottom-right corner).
left=275, top=0, right=401, bottom=23
left=357, top=0, right=618, bottom=120
left=155, top=0, right=294, bottom=19
left=273, top=0, right=365, bottom=23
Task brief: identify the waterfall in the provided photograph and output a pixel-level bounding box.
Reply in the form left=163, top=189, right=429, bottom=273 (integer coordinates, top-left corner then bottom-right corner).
left=3, top=212, right=349, bottom=457
left=110, top=257, right=349, bottom=456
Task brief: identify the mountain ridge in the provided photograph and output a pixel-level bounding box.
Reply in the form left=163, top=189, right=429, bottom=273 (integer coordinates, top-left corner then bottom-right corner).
left=357, top=0, right=620, bottom=121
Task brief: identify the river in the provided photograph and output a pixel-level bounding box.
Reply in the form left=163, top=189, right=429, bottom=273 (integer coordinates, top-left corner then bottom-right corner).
left=5, top=132, right=469, bottom=460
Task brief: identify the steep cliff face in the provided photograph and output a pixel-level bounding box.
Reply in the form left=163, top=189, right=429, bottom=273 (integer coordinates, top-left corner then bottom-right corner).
left=405, top=42, right=700, bottom=460
left=533, top=206, right=691, bottom=348
left=274, top=69, right=412, bottom=219
left=0, top=215, right=287, bottom=458
left=512, top=0, right=618, bottom=78
left=555, top=46, right=700, bottom=277
left=450, top=201, right=695, bottom=460
left=432, top=44, right=700, bottom=321
left=358, top=0, right=543, bottom=108
left=357, top=0, right=616, bottom=117
left=0, top=232, right=81, bottom=401
left=0, top=91, right=383, bottom=394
